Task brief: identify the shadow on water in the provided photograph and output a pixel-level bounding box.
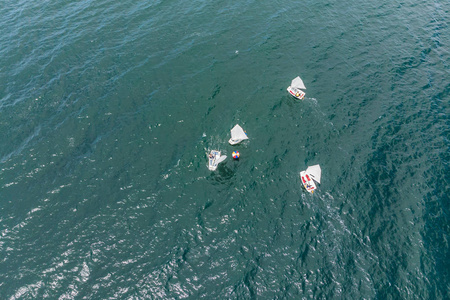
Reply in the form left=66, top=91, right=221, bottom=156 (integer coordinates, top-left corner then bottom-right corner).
left=207, top=163, right=235, bottom=184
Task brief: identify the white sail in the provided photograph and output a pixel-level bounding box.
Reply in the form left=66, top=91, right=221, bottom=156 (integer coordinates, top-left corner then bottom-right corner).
left=291, top=76, right=306, bottom=90
left=306, top=165, right=321, bottom=184
left=216, top=155, right=227, bottom=165
left=230, top=125, right=248, bottom=141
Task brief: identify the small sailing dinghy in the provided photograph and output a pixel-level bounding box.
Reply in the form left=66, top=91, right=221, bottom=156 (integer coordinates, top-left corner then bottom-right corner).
left=208, top=150, right=227, bottom=171
left=300, top=164, right=321, bottom=193
left=228, top=124, right=249, bottom=145
left=287, top=76, right=306, bottom=100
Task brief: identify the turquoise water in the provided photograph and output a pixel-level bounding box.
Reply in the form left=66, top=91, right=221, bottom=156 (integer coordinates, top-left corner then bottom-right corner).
left=0, top=0, right=448, bottom=298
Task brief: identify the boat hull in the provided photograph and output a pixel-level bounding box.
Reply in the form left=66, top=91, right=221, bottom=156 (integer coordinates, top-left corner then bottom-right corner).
left=228, top=138, right=243, bottom=145
left=208, top=150, right=227, bottom=171
left=208, top=150, right=220, bottom=171
left=287, top=86, right=305, bottom=100
left=300, top=171, right=317, bottom=193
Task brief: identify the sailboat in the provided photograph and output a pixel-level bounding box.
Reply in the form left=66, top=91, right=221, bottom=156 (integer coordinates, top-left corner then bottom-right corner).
left=228, top=124, right=249, bottom=145
left=208, top=150, right=227, bottom=171
left=300, top=165, right=321, bottom=193
left=287, top=76, right=306, bottom=100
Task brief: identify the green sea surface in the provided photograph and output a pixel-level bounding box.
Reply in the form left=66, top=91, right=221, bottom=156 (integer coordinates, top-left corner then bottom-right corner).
left=0, top=0, right=448, bottom=298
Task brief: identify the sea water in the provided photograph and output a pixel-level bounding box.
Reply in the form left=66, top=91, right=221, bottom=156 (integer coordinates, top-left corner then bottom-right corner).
left=0, top=0, right=448, bottom=298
